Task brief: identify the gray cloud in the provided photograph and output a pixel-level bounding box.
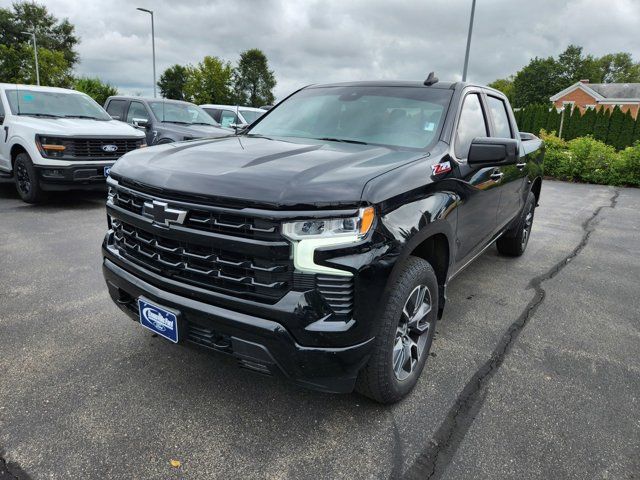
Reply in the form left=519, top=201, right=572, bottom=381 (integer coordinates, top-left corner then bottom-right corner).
left=3, top=0, right=639, bottom=100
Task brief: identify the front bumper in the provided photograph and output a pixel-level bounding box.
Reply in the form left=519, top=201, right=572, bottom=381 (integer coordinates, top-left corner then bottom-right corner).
left=35, top=164, right=111, bottom=191
left=103, top=258, right=374, bottom=393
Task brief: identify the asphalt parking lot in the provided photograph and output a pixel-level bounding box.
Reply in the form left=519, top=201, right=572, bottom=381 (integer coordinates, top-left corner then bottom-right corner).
left=1, top=179, right=638, bottom=480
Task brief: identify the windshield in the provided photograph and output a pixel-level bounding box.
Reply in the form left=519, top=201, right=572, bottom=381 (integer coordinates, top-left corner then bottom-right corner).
left=248, top=86, right=452, bottom=149
left=239, top=109, right=264, bottom=124
left=6, top=89, right=111, bottom=120
left=149, top=101, right=219, bottom=126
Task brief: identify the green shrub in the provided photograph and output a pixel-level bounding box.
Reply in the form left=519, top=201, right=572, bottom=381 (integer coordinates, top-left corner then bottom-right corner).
left=538, top=131, right=639, bottom=186
left=619, top=143, right=640, bottom=187
left=567, top=136, right=620, bottom=184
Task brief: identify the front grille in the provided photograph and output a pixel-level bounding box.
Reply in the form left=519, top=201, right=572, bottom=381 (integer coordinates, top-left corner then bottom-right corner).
left=187, top=323, right=231, bottom=351
left=316, top=275, right=354, bottom=316
left=112, top=219, right=292, bottom=303
left=294, top=272, right=354, bottom=317
left=113, top=188, right=281, bottom=240
left=55, top=137, right=142, bottom=159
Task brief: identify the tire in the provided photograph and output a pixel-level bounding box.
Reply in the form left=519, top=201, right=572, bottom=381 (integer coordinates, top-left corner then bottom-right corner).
left=14, top=152, right=45, bottom=204
left=356, top=256, right=438, bottom=404
left=496, top=191, right=536, bottom=257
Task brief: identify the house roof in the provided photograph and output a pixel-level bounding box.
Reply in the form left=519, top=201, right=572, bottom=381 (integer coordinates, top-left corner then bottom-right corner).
left=588, top=83, right=640, bottom=99
left=550, top=81, right=640, bottom=102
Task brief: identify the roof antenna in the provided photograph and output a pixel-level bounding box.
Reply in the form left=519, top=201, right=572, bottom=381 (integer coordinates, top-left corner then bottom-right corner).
left=424, top=72, right=439, bottom=86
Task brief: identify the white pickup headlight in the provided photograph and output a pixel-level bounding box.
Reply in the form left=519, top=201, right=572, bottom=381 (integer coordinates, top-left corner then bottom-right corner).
left=282, top=207, right=374, bottom=276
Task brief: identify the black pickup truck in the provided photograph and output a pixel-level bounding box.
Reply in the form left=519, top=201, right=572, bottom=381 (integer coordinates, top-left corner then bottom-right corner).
left=102, top=77, right=544, bottom=403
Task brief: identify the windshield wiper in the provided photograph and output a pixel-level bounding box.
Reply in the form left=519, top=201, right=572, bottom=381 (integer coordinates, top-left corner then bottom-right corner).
left=16, top=112, right=64, bottom=118
left=63, top=115, right=106, bottom=120
left=191, top=122, right=216, bottom=126
left=315, top=137, right=369, bottom=145
left=161, top=120, right=191, bottom=125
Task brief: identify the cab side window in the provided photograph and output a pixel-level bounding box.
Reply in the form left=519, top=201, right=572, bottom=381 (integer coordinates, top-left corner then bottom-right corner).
left=106, top=99, right=126, bottom=120
left=487, top=96, right=513, bottom=139
left=203, top=108, right=220, bottom=122
left=126, top=101, right=150, bottom=125
left=220, top=110, right=238, bottom=127
left=454, top=93, right=488, bottom=159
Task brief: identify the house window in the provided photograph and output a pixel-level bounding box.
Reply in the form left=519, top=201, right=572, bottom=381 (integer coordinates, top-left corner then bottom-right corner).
left=584, top=104, right=596, bottom=110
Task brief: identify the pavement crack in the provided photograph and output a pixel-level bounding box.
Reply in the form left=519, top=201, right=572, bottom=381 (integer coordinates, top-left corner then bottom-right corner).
left=404, top=188, right=620, bottom=480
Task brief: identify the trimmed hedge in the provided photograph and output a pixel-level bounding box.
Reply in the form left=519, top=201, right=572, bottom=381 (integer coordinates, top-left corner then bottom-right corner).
left=515, top=105, right=640, bottom=151
left=541, top=130, right=640, bottom=186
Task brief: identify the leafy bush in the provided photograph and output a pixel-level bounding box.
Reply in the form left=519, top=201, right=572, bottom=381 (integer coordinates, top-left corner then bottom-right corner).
left=619, top=144, right=640, bottom=187
left=539, top=130, right=639, bottom=186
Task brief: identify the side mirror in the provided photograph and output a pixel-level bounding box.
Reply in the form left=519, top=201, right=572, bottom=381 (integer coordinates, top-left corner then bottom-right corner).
left=229, top=123, right=248, bottom=134
left=467, top=137, right=519, bottom=167
left=133, top=118, right=149, bottom=128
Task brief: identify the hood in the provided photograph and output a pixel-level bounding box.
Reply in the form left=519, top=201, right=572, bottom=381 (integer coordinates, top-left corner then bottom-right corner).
left=158, top=123, right=230, bottom=139
left=10, top=116, right=145, bottom=138
left=111, top=136, right=425, bottom=208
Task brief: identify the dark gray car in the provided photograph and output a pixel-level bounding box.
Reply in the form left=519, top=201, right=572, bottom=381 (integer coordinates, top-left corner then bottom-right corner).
left=104, top=96, right=231, bottom=146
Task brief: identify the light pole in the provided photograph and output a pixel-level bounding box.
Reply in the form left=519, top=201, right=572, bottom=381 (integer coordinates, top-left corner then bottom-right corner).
left=558, top=106, right=566, bottom=139
left=137, top=7, right=156, bottom=97
left=21, top=30, right=40, bottom=85
left=462, top=0, right=477, bottom=82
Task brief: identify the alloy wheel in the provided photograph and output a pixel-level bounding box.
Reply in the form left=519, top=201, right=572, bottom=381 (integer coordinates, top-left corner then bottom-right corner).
left=393, top=284, right=432, bottom=381
left=15, top=162, right=31, bottom=196
left=521, top=206, right=534, bottom=249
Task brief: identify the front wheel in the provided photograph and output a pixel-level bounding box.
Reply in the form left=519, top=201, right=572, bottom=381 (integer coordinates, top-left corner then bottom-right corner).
left=496, top=191, right=536, bottom=256
left=356, top=256, right=438, bottom=404
left=14, top=153, right=45, bottom=204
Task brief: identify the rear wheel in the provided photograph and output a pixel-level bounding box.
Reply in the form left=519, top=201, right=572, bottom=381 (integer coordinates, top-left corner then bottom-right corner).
left=496, top=191, right=536, bottom=256
left=14, top=153, right=45, bottom=204
left=356, top=256, right=438, bottom=404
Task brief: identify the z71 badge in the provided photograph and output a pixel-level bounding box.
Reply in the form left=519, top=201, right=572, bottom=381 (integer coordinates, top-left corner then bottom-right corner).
left=431, top=161, right=452, bottom=175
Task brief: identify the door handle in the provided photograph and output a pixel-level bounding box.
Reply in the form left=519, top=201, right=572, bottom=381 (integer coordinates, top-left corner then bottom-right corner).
left=516, top=162, right=527, bottom=169
left=490, top=171, right=504, bottom=181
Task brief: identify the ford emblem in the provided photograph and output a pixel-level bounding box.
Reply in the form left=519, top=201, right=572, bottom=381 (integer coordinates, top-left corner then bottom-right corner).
left=102, top=144, right=118, bottom=152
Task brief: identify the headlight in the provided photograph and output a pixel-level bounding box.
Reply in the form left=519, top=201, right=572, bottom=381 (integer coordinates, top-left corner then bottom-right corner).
left=35, top=135, right=66, bottom=157
left=282, top=207, right=374, bottom=276
left=282, top=207, right=374, bottom=240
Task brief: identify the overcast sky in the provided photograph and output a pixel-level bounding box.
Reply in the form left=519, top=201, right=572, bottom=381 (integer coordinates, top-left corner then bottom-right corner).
left=3, top=0, right=639, bottom=101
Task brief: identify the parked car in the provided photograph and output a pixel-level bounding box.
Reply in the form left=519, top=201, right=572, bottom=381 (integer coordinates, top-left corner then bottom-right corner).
left=104, top=97, right=230, bottom=146
left=0, top=84, right=145, bottom=203
left=102, top=78, right=544, bottom=403
left=200, top=104, right=266, bottom=127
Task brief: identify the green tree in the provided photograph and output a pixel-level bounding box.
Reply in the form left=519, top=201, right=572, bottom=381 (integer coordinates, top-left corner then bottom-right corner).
left=564, top=107, right=580, bottom=141
left=557, top=45, right=601, bottom=84
left=512, top=57, right=563, bottom=107
left=184, top=56, right=235, bottom=105
left=493, top=45, right=640, bottom=108
left=158, top=64, right=189, bottom=100
left=233, top=48, right=276, bottom=107
left=73, top=77, right=118, bottom=106
left=606, top=106, right=625, bottom=147
left=593, top=108, right=610, bottom=142
left=599, top=53, right=640, bottom=83
left=632, top=114, right=640, bottom=146
left=545, top=107, right=561, bottom=134
left=616, top=110, right=635, bottom=150
left=580, top=107, right=597, bottom=137
left=0, top=2, right=78, bottom=86
left=488, top=77, right=514, bottom=103
left=532, top=104, right=548, bottom=134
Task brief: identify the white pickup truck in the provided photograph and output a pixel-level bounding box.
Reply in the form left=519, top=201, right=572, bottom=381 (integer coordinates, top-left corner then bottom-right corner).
left=0, top=84, right=145, bottom=203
